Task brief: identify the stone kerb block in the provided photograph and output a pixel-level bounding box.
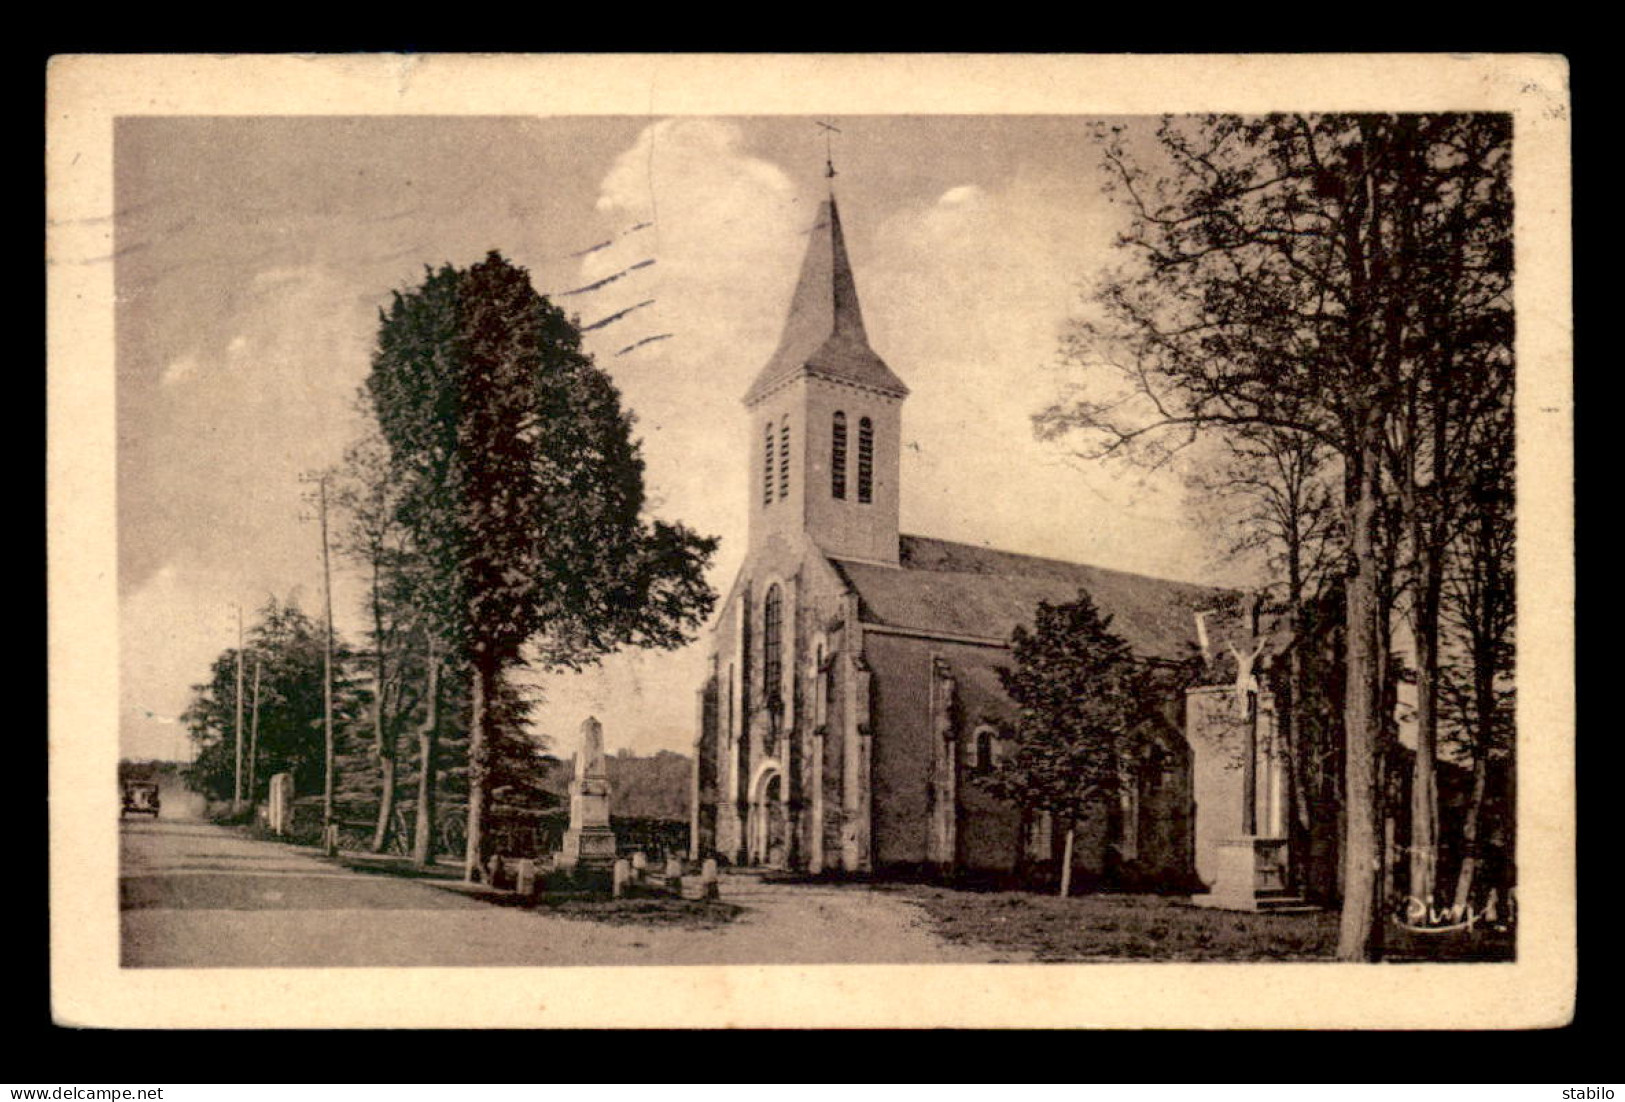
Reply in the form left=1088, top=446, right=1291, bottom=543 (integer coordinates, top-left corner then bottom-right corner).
left=612, top=858, right=631, bottom=899
left=701, top=858, right=720, bottom=901
left=516, top=858, right=537, bottom=897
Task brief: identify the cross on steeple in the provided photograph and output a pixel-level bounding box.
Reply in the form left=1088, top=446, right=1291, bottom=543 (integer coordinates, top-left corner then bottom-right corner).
left=814, top=120, right=842, bottom=181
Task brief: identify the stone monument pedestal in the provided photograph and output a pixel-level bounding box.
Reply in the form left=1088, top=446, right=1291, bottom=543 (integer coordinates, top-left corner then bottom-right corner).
left=553, top=716, right=618, bottom=875
left=555, top=824, right=618, bottom=869
left=1193, top=835, right=1302, bottom=911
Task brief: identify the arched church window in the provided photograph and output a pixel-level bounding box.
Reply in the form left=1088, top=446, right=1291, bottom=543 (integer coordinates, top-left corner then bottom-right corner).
left=763, top=423, right=774, bottom=507
left=831, top=412, right=847, bottom=499
left=858, top=416, right=874, bottom=503
left=971, top=725, right=996, bottom=773
left=763, top=584, right=783, bottom=716
left=779, top=417, right=791, bottom=501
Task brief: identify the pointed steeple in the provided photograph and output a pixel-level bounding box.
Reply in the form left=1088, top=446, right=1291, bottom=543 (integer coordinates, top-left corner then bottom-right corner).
left=743, top=197, right=909, bottom=406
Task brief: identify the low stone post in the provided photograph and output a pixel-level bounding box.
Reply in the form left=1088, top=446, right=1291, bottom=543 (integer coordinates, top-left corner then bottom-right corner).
left=665, top=855, right=684, bottom=896
left=612, top=858, right=631, bottom=899
left=267, top=773, right=292, bottom=835
left=701, top=858, right=720, bottom=901
left=631, top=851, right=648, bottom=883
left=487, top=854, right=505, bottom=888
left=516, top=858, right=536, bottom=897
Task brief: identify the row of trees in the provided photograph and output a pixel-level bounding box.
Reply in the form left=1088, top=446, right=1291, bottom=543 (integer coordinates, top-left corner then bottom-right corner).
left=1035, top=114, right=1515, bottom=960
left=187, top=251, right=719, bottom=878
left=181, top=594, right=547, bottom=850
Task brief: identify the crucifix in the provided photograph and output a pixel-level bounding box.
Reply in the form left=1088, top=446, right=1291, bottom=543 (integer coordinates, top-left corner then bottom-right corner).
left=814, top=119, right=842, bottom=180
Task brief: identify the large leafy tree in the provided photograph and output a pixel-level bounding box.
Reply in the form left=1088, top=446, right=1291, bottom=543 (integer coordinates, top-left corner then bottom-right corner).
left=366, top=252, right=717, bottom=881
left=1037, top=114, right=1512, bottom=959
left=979, top=591, right=1161, bottom=897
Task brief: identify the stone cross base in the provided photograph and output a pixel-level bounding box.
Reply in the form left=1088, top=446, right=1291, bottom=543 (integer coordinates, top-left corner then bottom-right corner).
left=555, top=826, right=618, bottom=870
left=1192, top=836, right=1297, bottom=912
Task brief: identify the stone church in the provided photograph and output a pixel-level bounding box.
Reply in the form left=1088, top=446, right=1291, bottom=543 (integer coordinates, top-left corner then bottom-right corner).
left=688, top=194, right=1284, bottom=891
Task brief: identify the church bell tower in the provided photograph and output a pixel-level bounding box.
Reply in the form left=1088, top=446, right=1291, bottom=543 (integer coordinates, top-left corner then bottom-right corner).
left=743, top=196, right=908, bottom=566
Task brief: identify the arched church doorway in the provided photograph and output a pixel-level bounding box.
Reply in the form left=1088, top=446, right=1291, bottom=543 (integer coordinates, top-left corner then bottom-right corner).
left=747, top=761, right=788, bottom=869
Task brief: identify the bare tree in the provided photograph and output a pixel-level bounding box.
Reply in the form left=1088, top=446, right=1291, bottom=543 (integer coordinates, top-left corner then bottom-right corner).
left=1037, top=114, right=1512, bottom=960
left=1440, top=394, right=1515, bottom=914
left=1187, top=425, right=1343, bottom=896
left=1383, top=116, right=1513, bottom=910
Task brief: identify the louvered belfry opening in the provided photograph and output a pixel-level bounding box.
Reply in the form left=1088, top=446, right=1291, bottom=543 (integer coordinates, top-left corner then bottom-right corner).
left=832, top=411, right=848, bottom=499
left=763, top=423, right=775, bottom=506
left=779, top=417, right=791, bottom=500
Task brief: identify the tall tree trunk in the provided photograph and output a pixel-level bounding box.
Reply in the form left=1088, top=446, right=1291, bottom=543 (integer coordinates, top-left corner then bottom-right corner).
left=1281, top=603, right=1314, bottom=897
left=1453, top=587, right=1503, bottom=912
left=1451, top=747, right=1489, bottom=914
left=1338, top=425, right=1387, bottom=962
left=463, top=654, right=494, bottom=883
left=412, top=641, right=440, bottom=868
left=1408, top=541, right=1444, bottom=910
left=1059, top=823, right=1075, bottom=898
left=247, top=656, right=262, bottom=807
left=372, top=755, right=398, bottom=853
left=369, top=565, right=395, bottom=854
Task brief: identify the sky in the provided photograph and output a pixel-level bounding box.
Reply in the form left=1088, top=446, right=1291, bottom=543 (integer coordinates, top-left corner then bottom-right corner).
left=116, top=114, right=1257, bottom=762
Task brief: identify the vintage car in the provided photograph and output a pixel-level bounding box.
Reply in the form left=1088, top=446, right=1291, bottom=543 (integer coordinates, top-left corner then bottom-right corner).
left=121, top=780, right=161, bottom=818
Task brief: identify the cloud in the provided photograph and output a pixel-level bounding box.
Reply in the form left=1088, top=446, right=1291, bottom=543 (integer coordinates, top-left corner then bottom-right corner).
left=937, top=184, right=985, bottom=207
left=574, top=118, right=806, bottom=532
left=161, top=353, right=200, bottom=386
left=580, top=119, right=803, bottom=358
left=533, top=120, right=810, bottom=750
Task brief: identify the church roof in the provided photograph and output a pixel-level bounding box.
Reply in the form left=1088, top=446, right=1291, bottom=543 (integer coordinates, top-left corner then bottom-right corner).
left=828, top=535, right=1235, bottom=661
left=743, top=197, right=910, bottom=406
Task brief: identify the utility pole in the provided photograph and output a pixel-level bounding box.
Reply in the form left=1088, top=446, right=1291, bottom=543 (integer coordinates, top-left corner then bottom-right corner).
left=234, top=604, right=244, bottom=812
left=302, top=470, right=338, bottom=856
left=248, top=652, right=262, bottom=807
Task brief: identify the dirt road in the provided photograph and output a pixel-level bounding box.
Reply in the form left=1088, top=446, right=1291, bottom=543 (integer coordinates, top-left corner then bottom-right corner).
left=120, top=818, right=1016, bottom=967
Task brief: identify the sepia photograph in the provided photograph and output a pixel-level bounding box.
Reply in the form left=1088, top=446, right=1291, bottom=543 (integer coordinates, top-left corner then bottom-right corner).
left=48, top=54, right=1573, bottom=1029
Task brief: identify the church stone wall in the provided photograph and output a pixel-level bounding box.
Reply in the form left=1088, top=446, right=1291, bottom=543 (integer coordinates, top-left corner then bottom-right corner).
left=863, top=633, right=936, bottom=868
left=952, top=654, right=1022, bottom=876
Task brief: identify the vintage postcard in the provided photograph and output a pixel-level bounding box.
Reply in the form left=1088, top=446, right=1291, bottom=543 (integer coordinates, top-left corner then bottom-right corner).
left=47, top=53, right=1573, bottom=1028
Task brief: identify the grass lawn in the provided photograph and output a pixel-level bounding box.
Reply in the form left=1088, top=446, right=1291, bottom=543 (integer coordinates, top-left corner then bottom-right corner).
left=892, top=886, right=1341, bottom=962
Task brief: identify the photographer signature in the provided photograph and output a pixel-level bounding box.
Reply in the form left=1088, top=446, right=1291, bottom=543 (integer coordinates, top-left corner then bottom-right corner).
left=1393, top=891, right=1511, bottom=934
